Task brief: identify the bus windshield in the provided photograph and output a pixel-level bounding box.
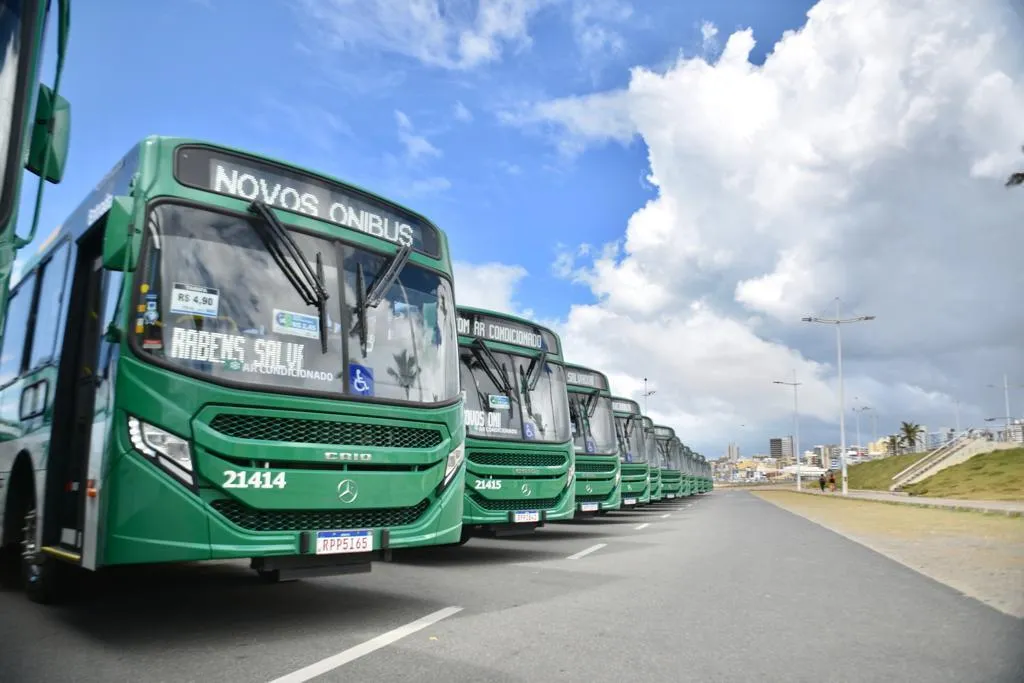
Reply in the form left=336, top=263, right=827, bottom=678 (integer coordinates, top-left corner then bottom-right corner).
left=643, top=422, right=658, bottom=466
left=459, top=347, right=570, bottom=443
left=133, top=202, right=459, bottom=403
left=570, top=393, right=616, bottom=455
left=615, top=414, right=647, bottom=464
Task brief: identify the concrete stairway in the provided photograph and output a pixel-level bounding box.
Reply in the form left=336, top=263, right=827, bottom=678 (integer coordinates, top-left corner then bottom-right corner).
left=889, top=435, right=1017, bottom=491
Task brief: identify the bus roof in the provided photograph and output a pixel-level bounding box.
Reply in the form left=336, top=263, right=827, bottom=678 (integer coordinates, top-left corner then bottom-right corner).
left=456, top=305, right=562, bottom=356
left=652, top=424, right=676, bottom=439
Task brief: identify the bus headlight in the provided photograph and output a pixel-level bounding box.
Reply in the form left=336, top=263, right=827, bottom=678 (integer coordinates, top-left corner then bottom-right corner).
left=128, top=416, right=195, bottom=486
left=614, top=469, right=621, bottom=485
left=566, top=464, right=575, bottom=488
left=443, top=443, right=464, bottom=487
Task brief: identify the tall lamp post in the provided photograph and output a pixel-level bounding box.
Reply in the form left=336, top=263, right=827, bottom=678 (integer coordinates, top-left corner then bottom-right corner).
left=772, top=371, right=802, bottom=490
left=642, top=377, right=656, bottom=414
left=985, top=374, right=1023, bottom=440
left=802, top=298, right=875, bottom=496
left=853, top=404, right=871, bottom=456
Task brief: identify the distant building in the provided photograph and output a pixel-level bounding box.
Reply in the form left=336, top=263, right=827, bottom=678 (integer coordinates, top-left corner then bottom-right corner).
left=769, top=436, right=794, bottom=461
left=727, top=443, right=741, bottom=461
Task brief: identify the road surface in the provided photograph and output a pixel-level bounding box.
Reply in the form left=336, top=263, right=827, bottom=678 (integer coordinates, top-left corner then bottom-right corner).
left=1, top=490, right=1021, bottom=682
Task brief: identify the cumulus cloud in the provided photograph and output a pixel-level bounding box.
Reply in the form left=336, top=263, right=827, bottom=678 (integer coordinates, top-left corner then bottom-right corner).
left=453, top=261, right=532, bottom=317
left=502, top=0, right=1024, bottom=455
left=293, top=0, right=550, bottom=70
left=395, top=110, right=442, bottom=161
left=453, top=100, right=474, bottom=122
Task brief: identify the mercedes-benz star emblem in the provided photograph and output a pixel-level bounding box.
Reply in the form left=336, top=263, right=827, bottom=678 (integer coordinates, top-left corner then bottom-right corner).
left=520, top=483, right=532, bottom=496
left=337, top=479, right=359, bottom=504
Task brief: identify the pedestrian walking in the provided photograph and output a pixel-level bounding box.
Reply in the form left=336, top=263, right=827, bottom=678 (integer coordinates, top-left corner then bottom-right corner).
left=828, top=471, right=836, bottom=492
left=818, top=473, right=826, bottom=492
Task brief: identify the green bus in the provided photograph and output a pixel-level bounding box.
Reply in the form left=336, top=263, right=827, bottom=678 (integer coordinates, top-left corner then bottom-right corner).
left=0, top=137, right=467, bottom=603
left=0, top=0, right=72, bottom=316
left=643, top=417, right=662, bottom=502
left=611, top=397, right=648, bottom=507
left=678, top=441, right=694, bottom=497
left=698, top=454, right=712, bottom=493
left=564, top=363, right=619, bottom=515
left=667, top=435, right=686, bottom=498
left=456, top=306, right=573, bottom=537
left=651, top=425, right=681, bottom=499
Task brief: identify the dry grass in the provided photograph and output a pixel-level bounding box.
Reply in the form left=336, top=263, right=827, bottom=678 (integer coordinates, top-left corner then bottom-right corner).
left=753, top=490, right=1024, bottom=617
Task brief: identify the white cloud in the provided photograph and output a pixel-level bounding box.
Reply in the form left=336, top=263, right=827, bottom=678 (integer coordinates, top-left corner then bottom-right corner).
left=501, top=0, right=1024, bottom=455
left=408, top=176, right=452, bottom=195
left=454, top=100, right=474, bottom=122
left=570, top=0, right=633, bottom=58
left=294, top=0, right=551, bottom=70
left=395, top=109, right=443, bottom=161
left=453, top=261, right=531, bottom=316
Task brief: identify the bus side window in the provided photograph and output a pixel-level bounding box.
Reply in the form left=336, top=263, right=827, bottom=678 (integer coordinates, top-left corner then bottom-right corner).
left=27, top=242, right=70, bottom=369
left=0, top=272, right=36, bottom=386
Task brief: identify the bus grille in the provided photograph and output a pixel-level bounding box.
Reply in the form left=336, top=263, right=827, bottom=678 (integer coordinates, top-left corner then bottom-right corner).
left=208, top=414, right=443, bottom=449
left=576, top=462, right=617, bottom=474
left=467, top=451, right=567, bottom=468
left=210, top=499, right=430, bottom=532
left=468, top=493, right=560, bottom=511
left=576, top=494, right=608, bottom=504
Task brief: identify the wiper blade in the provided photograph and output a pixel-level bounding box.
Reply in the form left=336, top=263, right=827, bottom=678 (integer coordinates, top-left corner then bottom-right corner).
left=247, top=201, right=330, bottom=353
left=351, top=245, right=413, bottom=357
left=355, top=263, right=368, bottom=357
left=523, top=349, right=548, bottom=391
left=582, top=387, right=601, bottom=417
left=470, top=339, right=516, bottom=400
left=366, top=245, right=413, bottom=309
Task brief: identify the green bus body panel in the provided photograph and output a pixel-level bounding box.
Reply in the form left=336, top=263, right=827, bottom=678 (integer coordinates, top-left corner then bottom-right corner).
left=619, top=462, right=650, bottom=504
left=2, top=136, right=467, bottom=568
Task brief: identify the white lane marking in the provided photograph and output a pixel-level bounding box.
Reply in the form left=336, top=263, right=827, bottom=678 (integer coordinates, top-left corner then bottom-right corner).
left=635, top=522, right=650, bottom=530
left=267, top=606, right=463, bottom=683
left=660, top=513, right=671, bottom=519
left=567, top=543, right=607, bottom=560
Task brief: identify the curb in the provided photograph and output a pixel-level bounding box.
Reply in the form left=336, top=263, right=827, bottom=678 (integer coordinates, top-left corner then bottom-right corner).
left=782, top=488, right=1024, bottom=518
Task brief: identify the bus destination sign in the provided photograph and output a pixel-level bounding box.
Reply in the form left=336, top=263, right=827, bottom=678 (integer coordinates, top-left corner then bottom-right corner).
left=565, top=368, right=608, bottom=391
left=174, top=145, right=440, bottom=256
left=456, top=310, right=560, bottom=354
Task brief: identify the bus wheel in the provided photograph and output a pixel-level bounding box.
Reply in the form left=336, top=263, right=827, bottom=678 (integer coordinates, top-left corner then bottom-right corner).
left=21, top=506, right=76, bottom=605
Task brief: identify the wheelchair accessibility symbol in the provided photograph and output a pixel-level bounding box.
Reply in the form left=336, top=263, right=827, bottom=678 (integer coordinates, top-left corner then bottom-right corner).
left=349, top=363, right=375, bottom=396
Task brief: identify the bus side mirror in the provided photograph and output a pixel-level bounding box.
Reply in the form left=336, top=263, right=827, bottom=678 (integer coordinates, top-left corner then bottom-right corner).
left=25, top=84, right=71, bottom=184
left=102, top=196, right=138, bottom=272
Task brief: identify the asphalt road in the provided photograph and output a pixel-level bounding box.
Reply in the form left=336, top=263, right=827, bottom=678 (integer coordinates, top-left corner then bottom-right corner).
left=1, top=490, right=1021, bottom=683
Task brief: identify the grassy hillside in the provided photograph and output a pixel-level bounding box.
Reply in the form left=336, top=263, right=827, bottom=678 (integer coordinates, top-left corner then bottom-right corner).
left=845, top=452, right=925, bottom=490
left=904, top=448, right=1024, bottom=501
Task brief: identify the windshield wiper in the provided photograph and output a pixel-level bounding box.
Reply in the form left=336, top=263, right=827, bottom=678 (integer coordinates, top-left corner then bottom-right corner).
left=581, top=388, right=600, bottom=417
left=470, top=339, right=516, bottom=401
left=522, top=350, right=548, bottom=391
left=248, top=201, right=330, bottom=353
left=350, top=244, right=413, bottom=358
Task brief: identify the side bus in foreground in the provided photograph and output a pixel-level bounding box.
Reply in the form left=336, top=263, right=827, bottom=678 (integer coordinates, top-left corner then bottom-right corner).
left=564, top=363, right=620, bottom=515
left=611, top=397, right=649, bottom=508
left=652, top=425, right=681, bottom=499
left=457, top=306, right=574, bottom=537
left=0, top=0, right=72, bottom=317
left=0, top=136, right=466, bottom=602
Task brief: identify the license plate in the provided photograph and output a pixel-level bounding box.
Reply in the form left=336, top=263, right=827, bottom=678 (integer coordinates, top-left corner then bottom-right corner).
left=580, top=502, right=599, bottom=512
left=667, top=493, right=676, bottom=499
left=623, top=497, right=637, bottom=505
left=315, top=529, right=373, bottom=555
left=513, top=510, right=540, bottom=523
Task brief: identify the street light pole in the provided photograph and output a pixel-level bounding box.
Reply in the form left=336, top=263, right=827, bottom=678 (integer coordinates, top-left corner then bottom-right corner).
left=853, top=404, right=871, bottom=456
left=802, top=298, right=876, bottom=496
left=986, top=375, right=1023, bottom=441
left=642, top=377, right=656, bottom=415
left=773, top=371, right=802, bottom=490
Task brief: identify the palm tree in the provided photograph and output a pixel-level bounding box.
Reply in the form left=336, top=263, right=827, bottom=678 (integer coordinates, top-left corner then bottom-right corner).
left=899, top=421, right=925, bottom=453
left=387, top=349, right=421, bottom=399
left=1006, top=145, right=1024, bottom=188
left=886, top=434, right=902, bottom=456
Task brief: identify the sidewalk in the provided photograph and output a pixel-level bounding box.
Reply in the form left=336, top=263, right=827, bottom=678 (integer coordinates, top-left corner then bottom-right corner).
left=790, top=486, right=1024, bottom=517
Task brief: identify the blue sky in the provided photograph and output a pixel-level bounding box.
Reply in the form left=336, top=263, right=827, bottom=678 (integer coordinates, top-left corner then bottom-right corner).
left=19, top=0, right=815, bottom=323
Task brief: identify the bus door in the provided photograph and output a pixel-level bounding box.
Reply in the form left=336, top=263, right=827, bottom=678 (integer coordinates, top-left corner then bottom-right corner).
left=43, top=226, right=116, bottom=568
